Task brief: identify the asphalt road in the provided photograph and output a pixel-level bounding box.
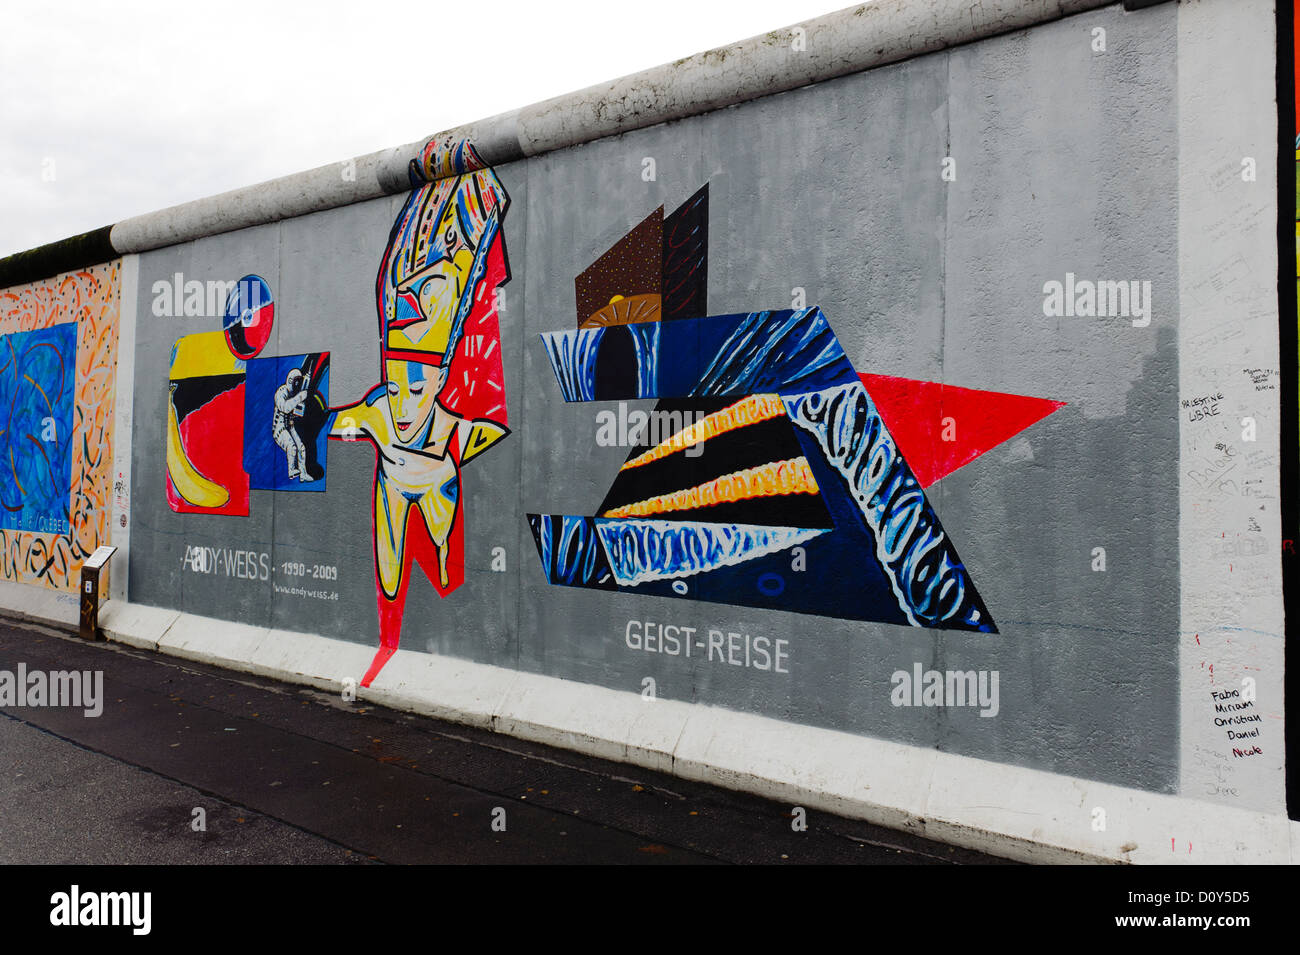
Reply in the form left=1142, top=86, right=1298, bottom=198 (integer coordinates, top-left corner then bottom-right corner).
left=0, top=615, right=1013, bottom=865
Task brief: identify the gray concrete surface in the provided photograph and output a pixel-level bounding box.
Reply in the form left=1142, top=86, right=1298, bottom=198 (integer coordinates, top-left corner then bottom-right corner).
left=0, top=618, right=1011, bottom=864
left=0, top=718, right=369, bottom=865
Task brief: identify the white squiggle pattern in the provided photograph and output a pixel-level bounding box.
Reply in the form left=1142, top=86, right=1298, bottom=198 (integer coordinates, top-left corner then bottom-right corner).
left=783, top=383, right=987, bottom=631
left=540, top=327, right=604, bottom=401
left=594, top=518, right=826, bottom=587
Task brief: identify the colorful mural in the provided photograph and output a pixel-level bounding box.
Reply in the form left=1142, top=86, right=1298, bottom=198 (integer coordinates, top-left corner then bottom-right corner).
left=0, top=263, right=119, bottom=590
left=245, top=352, right=330, bottom=490
left=164, top=140, right=512, bottom=686
left=166, top=328, right=250, bottom=515
left=530, top=188, right=1063, bottom=630
left=108, top=0, right=1211, bottom=812
left=165, top=274, right=326, bottom=515
left=325, top=139, right=511, bottom=685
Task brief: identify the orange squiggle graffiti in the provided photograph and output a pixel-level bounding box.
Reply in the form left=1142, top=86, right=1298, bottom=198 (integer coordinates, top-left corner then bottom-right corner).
left=0, top=262, right=119, bottom=590
left=620, top=393, right=788, bottom=471
left=602, top=456, right=820, bottom=518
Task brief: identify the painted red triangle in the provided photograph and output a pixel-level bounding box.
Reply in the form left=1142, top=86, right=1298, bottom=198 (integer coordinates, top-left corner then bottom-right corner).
left=859, top=374, right=1065, bottom=488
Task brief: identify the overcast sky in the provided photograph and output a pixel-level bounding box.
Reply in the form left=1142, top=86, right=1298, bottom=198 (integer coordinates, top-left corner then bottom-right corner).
left=0, top=0, right=854, bottom=259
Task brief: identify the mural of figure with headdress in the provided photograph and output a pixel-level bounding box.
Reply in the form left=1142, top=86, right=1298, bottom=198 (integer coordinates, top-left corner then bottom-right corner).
left=328, top=139, right=512, bottom=686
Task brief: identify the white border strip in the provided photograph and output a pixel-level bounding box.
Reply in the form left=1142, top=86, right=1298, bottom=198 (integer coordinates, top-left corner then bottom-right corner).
left=1176, top=0, right=1286, bottom=814
left=109, top=254, right=138, bottom=602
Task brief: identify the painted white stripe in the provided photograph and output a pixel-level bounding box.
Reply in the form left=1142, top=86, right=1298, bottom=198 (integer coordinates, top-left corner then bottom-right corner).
left=1176, top=0, right=1285, bottom=813
left=109, top=254, right=138, bottom=603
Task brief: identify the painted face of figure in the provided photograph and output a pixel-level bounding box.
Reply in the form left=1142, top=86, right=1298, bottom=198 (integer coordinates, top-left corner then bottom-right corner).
left=389, top=201, right=478, bottom=356
left=385, top=359, right=445, bottom=442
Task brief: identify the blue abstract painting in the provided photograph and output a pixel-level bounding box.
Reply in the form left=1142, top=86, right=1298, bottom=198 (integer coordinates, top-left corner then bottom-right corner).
left=0, top=323, right=77, bottom=534
left=243, top=352, right=331, bottom=492
left=528, top=185, right=1004, bottom=634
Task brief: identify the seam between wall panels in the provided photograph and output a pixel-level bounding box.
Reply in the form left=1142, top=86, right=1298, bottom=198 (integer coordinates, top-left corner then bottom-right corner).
left=935, top=46, right=953, bottom=746
left=512, top=159, right=528, bottom=677
left=110, top=254, right=140, bottom=603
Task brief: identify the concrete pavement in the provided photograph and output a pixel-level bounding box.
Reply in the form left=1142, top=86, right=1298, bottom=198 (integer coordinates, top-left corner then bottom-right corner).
left=0, top=616, right=1012, bottom=864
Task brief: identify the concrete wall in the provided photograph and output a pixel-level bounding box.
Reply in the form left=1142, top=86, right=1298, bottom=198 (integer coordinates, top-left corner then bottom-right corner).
left=1, top=0, right=1293, bottom=861
left=1177, top=0, right=1285, bottom=816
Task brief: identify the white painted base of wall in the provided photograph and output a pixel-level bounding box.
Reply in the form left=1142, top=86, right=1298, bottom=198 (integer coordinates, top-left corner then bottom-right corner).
left=0, top=580, right=81, bottom=630
left=8, top=597, right=1267, bottom=865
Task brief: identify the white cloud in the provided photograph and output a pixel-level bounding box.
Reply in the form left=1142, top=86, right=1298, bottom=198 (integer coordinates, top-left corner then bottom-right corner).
left=0, top=0, right=853, bottom=258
